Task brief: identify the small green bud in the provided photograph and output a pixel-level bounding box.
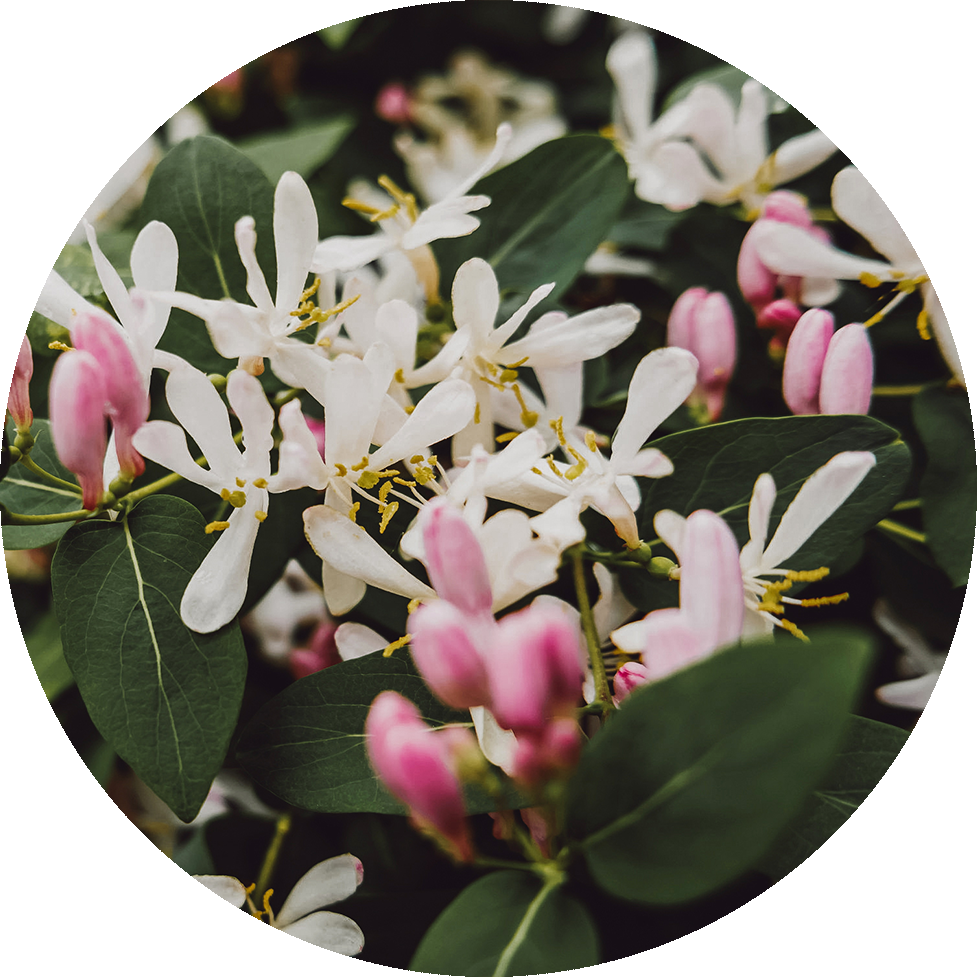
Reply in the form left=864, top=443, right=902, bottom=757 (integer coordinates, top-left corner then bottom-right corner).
left=628, top=542, right=653, bottom=564
left=208, top=373, right=228, bottom=392
left=648, top=556, right=677, bottom=578
left=108, top=474, right=133, bottom=499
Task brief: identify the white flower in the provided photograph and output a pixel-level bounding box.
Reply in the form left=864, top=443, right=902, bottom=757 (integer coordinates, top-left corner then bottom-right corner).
left=131, top=367, right=275, bottom=632
left=165, top=170, right=333, bottom=394
left=0, top=873, right=245, bottom=977
left=873, top=600, right=946, bottom=710
left=654, top=451, right=877, bottom=638
left=195, top=853, right=364, bottom=954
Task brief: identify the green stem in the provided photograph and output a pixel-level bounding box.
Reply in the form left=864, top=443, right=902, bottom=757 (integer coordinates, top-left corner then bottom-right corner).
left=18, top=455, right=83, bottom=494
left=893, top=499, right=922, bottom=511
left=4, top=507, right=93, bottom=525
left=571, top=546, right=613, bottom=713
left=491, top=874, right=564, bottom=977
left=254, top=812, right=292, bottom=897
left=472, top=857, right=538, bottom=873
left=877, top=519, right=927, bottom=544
left=872, top=384, right=925, bottom=396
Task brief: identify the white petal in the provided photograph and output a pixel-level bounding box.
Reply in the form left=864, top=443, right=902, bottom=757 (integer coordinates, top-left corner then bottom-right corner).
left=164, top=366, right=242, bottom=478
left=267, top=400, right=328, bottom=492
left=334, top=623, right=388, bottom=661
left=401, top=195, right=490, bottom=249
left=490, top=282, right=556, bottom=350
left=528, top=495, right=587, bottom=551
left=732, top=81, right=769, bottom=182
left=922, top=282, right=964, bottom=385
left=607, top=32, right=656, bottom=141
left=740, top=473, right=777, bottom=573
left=86, top=222, right=136, bottom=328
left=769, top=130, right=837, bottom=187
left=194, top=875, right=247, bottom=908
left=875, top=672, right=939, bottom=710
left=131, top=420, right=224, bottom=492
left=616, top=447, right=674, bottom=479
left=226, top=370, right=274, bottom=475
left=276, top=854, right=363, bottom=928
left=234, top=216, right=275, bottom=313
left=320, top=561, right=368, bottom=617
left=760, top=452, right=876, bottom=573
left=451, top=258, right=500, bottom=346
left=375, top=300, right=420, bottom=373
left=592, top=564, right=637, bottom=642
left=35, top=270, right=103, bottom=328
left=633, top=140, right=724, bottom=211
left=273, top=172, right=318, bottom=312
left=280, top=912, right=365, bottom=955
left=312, top=233, right=391, bottom=274
left=653, top=509, right=687, bottom=561
left=470, top=706, right=518, bottom=774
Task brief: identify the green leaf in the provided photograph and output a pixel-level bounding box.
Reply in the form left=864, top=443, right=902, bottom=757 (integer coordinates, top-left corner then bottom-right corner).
left=607, top=198, right=687, bottom=252
left=410, top=872, right=600, bottom=977
left=139, top=135, right=276, bottom=376
left=0, top=614, right=72, bottom=755
left=639, top=414, right=911, bottom=571
left=432, top=135, right=629, bottom=306
left=781, top=3, right=974, bottom=125
left=50, top=495, right=247, bottom=821
left=760, top=717, right=975, bottom=906
left=20, top=780, right=112, bottom=934
left=564, top=628, right=875, bottom=905
left=0, top=419, right=82, bottom=550
left=238, top=116, right=355, bottom=184
left=913, top=385, right=976, bottom=586
left=305, top=0, right=381, bottom=51
left=237, top=649, right=516, bottom=814
left=8, top=75, right=75, bottom=118
left=661, top=64, right=786, bottom=114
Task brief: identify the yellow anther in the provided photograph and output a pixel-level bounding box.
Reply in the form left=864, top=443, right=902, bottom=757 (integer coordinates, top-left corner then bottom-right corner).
left=252, top=478, right=268, bottom=489
left=917, top=309, right=932, bottom=340
left=502, top=357, right=530, bottom=370
left=254, top=510, right=267, bottom=522
left=799, top=592, right=849, bottom=607
left=382, top=634, right=412, bottom=658
left=299, top=293, right=360, bottom=327
left=565, top=446, right=588, bottom=480
left=785, top=567, right=831, bottom=583
left=859, top=272, right=884, bottom=288
left=549, top=416, right=568, bottom=446
left=393, top=476, right=417, bottom=487
left=496, top=432, right=520, bottom=443
left=245, top=883, right=256, bottom=895
left=334, top=463, right=348, bottom=477
left=896, top=278, right=917, bottom=294
left=378, top=481, right=392, bottom=502
left=427, top=456, right=438, bottom=466
left=205, top=521, right=231, bottom=534
left=377, top=175, right=419, bottom=222
left=410, top=454, right=424, bottom=464
left=407, top=598, right=422, bottom=614
left=473, top=403, right=481, bottom=425
left=414, top=465, right=435, bottom=484
left=236, top=477, right=246, bottom=487
left=479, top=359, right=499, bottom=377
left=369, top=204, right=400, bottom=223
left=950, top=82, right=972, bottom=122
left=348, top=502, right=360, bottom=523
left=298, top=277, right=321, bottom=303
left=545, top=455, right=564, bottom=478
left=394, top=368, right=406, bottom=384
left=585, top=430, right=598, bottom=452
left=226, top=490, right=247, bottom=508
left=351, top=456, right=370, bottom=471
left=220, top=488, right=231, bottom=501
left=779, top=618, right=810, bottom=642
left=317, top=336, right=333, bottom=349
left=512, top=385, right=538, bottom=428
left=757, top=600, right=785, bottom=614
left=357, top=471, right=381, bottom=489
left=379, top=501, right=399, bottom=533
left=48, top=341, right=74, bottom=352
left=262, top=889, right=275, bottom=919
left=531, top=466, right=543, bottom=476
left=342, top=197, right=384, bottom=216
left=499, top=369, right=519, bottom=383
left=477, top=374, right=507, bottom=391
left=404, top=404, right=415, bottom=414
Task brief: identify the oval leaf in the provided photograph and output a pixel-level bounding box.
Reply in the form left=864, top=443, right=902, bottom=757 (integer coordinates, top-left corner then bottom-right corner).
left=564, top=628, right=874, bottom=905
left=761, top=718, right=975, bottom=906
left=50, top=495, right=247, bottom=821
left=410, top=871, right=600, bottom=977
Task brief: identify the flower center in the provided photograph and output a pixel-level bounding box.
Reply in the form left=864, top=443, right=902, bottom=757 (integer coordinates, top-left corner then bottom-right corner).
left=753, top=566, right=849, bottom=640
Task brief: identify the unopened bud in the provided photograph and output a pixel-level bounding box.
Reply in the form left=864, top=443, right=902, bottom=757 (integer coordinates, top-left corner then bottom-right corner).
left=7, top=335, right=33, bottom=432
left=648, top=556, right=677, bottom=578
left=783, top=308, right=834, bottom=415
left=819, top=323, right=873, bottom=415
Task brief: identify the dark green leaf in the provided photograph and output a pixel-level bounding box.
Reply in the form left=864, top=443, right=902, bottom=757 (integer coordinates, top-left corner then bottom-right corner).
left=608, top=198, right=687, bottom=252
left=638, top=414, right=911, bottom=572
left=0, top=420, right=82, bottom=550
left=781, top=3, right=974, bottom=125
left=50, top=495, right=247, bottom=821
left=913, top=385, right=976, bottom=586
left=410, top=872, right=600, bottom=976
left=305, top=0, right=381, bottom=50
left=761, top=718, right=975, bottom=906
left=432, top=135, right=629, bottom=306
left=0, top=614, right=72, bottom=755
left=139, top=135, right=276, bottom=376
left=238, top=116, right=355, bottom=184
left=564, top=628, right=874, bottom=905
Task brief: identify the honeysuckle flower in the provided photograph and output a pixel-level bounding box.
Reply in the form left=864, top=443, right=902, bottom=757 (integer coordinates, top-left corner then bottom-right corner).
left=195, top=853, right=365, bottom=954
left=0, top=873, right=245, bottom=977
left=164, top=170, right=336, bottom=393
left=821, top=84, right=977, bottom=176
left=312, top=124, right=513, bottom=302
left=611, top=509, right=744, bottom=687
left=873, top=600, right=947, bottom=710
left=654, top=451, right=877, bottom=639
left=407, top=257, right=639, bottom=463
left=750, top=166, right=962, bottom=385
left=131, top=367, right=275, bottom=632
left=9, top=102, right=156, bottom=244
left=0, top=295, right=34, bottom=431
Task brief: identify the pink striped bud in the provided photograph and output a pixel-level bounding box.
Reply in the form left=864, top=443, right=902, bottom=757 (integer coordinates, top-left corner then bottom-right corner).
left=289, top=620, right=339, bottom=679
left=0, top=295, right=34, bottom=431
left=612, top=661, right=650, bottom=705
left=375, top=82, right=414, bottom=124
left=421, top=500, right=493, bottom=617
left=667, top=288, right=737, bottom=422
left=783, top=308, right=835, bottom=415
left=71, top=312, right=149, bottom=479
left=49, top=350, right=108, bottom=509
left=511, top=717, right=581, bottom=786
left=488, top=603, right=584, bottom=733
left=819, top=323, right=874, bottom=415
left=408, top=601, right=492, bottom=710
left=365, top=691, right=473, bottom=861
left=956, top=267, right=977, bottom=330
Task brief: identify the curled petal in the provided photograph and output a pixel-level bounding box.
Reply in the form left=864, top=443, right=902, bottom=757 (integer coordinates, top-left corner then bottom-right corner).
left=281, top=912, right=365, bottom=954
left=276, top=854, right=363, bottom=929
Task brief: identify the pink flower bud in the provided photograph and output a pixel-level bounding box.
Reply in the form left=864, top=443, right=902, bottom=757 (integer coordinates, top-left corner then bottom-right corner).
left=819, top=323, right=874, bottom=415
left=783, top=308, right=835, bottom=415
left=408, top=601, right=491, bottom=710
left=0, top=295, right=34, bottom=431
left=956, top=267, right=977, bottom=330
left=756, top=298, right=803, bottom=351
left=365, top=691, right=473, bottom=861
left=612, top=661, right=650, bottom=705
left=511, top=717, right=581, bottom=786
left=71, top=312, right=149, bottom=479
left=488, top=604, right=584, bottom=733
left=667, top=288, right=737, bottom=421
left=421, top=500, right=493, bottom=617
left=289, top=620, right=339, bottom=679
left=758, top=190, right=813, bottom=228
left=375, top=82, right=414, bottom=124
left=304, top=413, right=326, bottom=459
left=737, top=225, right=778, bottom=311
left=49, top=350, right=108, bottom=509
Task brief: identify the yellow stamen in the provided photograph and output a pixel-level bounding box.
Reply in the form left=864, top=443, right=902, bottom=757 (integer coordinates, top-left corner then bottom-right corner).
left=779, top=619, right=810, bottom=642
left=48, top=341, right=74, bottom=352
left=348, top=502, right=360, bottom=523
left=545, top=455, right=563, bottom=478
left=799, top=592, right=849, bottom=607
left=351, top=456, right=371, bottom=471
left=531, top=466, right=543, bottom=476
left=235, top=477, right=247, bottom=487
left=382, top=634, right=412, bottom=657
left=368, top=204, right=400, bottom=223
left=785, top=567, right=830, bottom=583
left=585, top=431, right=598, bottom=452
left=404, top=404, right=415, bottom=414
left=357, top=471, right=381, bottom=489
left=414, top=465, right=435, bottom=484
left=496, top=432, right=520, bottom=443
left=473, top=402, right=481, bottom=425
left=859, top=272, right=884, bottom=288
left=410, top=455, right=424, bottom=464
left=502, top=356, right=530, bottom=370
left=499, top=369, right=519, bottom=383
left=549, top=416, right=568, bottom=447
left=254, top=510, right=268, bottom=522
left=565, top=445, right=588, bottom=480
left=226, top=490, right=247, bottom=508
left=512, top=385, right=538, bottom=428
left=917, top=309, right=932, bottom=341
left=379, top=501, right=399, bottom=533
left=377, top=175, right=419, bottom=222
left=407, top=598, right=422, bottom=614
left=334, top=463, right=347, bottom=477
left=252, top=478, right=268, bottom=489
left=378, top=481, right=392, bottom=502
left=342, top=197, right=384, bottom=216
left=205, top=521, right=230, bottom=534
left=262, top=889, right=275, bottom=921
left=393, top=476, right=416, bottom=487
left=477, top=374, right=507, bottom=391
left=394, top=368, right=406, bottom=384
